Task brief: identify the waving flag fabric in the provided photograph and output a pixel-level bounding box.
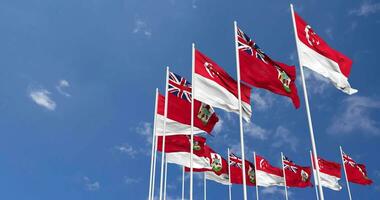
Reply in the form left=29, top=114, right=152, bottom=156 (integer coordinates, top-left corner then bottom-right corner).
left=194, top=49, right=252, bottom=121
left=237, top=27, right=300, bottom=108
left=283, top=156, right=312, bottom=188
left=342, top=152, right=373, bottom=185
left=157, top=135, right=211, bottom=169
left=292, top=11, right=357, bottom=94
left=314, top=157, right=342, bottom=191
left=255, top=155, right=284, bottom=187
left=229, top=153, right=256, bottom=186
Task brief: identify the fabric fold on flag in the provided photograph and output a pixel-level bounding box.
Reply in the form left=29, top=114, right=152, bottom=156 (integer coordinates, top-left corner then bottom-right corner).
left=193, top=49, right=252, bottom=121
left=229, top=153, right=256, bottom=186
left=237, top=27, right=301, bottom=108
left=255, top=155, right=284, bottom=187
left=314, top=157, right=342, bottom=191
left=293, top=11, right=357, bottom=95
left=342, top=152, right=373, bottom=185
left=283, top=156, right=312, bottom=188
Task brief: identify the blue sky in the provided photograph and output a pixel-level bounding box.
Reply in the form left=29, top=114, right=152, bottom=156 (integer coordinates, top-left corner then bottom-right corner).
left=0, top=0, right=379, bottom=199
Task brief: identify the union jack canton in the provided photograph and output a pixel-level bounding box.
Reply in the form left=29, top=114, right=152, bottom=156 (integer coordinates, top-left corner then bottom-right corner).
left=168, top=72, right=192, bottom=102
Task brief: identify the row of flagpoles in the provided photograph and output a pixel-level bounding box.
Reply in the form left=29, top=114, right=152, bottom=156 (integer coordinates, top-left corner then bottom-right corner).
left=147, top=4, right=371, bottom=200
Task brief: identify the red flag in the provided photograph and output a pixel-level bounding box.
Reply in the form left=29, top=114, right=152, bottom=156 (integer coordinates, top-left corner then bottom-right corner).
left=194, top=49, right=252, bottom=121
left=292, top=10, right=357, bottom=94
left=343, top=152, right=373, bottom=185
left=255, top=155, right=284, bottom=187
left=283, top=156, right=312, bottom=188
left=313, top=157, right=342, bottom=191
left=236, top=27, right=300, bottom=108
left=229, top=153, right=256, bottom=186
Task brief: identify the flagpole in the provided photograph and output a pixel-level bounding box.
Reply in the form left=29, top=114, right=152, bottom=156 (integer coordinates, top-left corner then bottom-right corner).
left=228, top=148, right=232, bottom=200
left=148, top=89, right=159, bottom=200
left=281, top=152, right=289, bottom=200
left=190, top=42, right=195, bottom=200
left=309, top=150, right=320, bottom=200
left=204, top=172, right=207, bottom=200
left=234, top=20, right=248, bottom=200
left=290, top=4, right=324, bottom=200
left=253, top=152, right=259, bottom=200
left=340, top=146, right=352, bottom=200
left=159, top=67, right=170, bottom=200
left=182, top=166, right=185, bottom=200
left=164, top=155, right=168, bottom=200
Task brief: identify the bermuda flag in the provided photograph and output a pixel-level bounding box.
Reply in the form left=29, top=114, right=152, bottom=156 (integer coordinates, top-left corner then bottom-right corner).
left=255, top=154, right=284, bottom=187
left=193, top=48, right=252, bottom=121
left=342, top=151, right=373, bottom=185
left=292, top=10, right=357, bottom=94
left=185, top=146, right=230, bottom=185
left=283, top=156, right=312, bottom=188
left=157, top=135, right=211, bottom=169
left=314, top=157, right=342, bottom=191
left=155, top=72, right=219, bottom=135
left=229, top=153, right=256, bottom=186
left=237, top=27, right=301, bottom=108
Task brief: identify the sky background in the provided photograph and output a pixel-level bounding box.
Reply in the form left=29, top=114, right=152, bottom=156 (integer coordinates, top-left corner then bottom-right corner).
left=0, top=0, right=379, bottom=199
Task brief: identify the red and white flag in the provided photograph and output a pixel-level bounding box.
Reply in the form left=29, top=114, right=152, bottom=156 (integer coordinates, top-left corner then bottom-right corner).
left=283, top=156, right=312, bottom=188
left=342, top=152, right=373, bottom=185
left=157, top=135, right=211, bottom=169
left=255, top=155, right=284, bottom=187
left=229, top=153, right=256, bottom=186
left=314, top=157, right=342, bottom=191
left=186, top=146, right=230, bottom=185
left=194, top=49, right=252, bottom=121
left=237, top=27, right=301, bottom=108
left=292, top=10, right=357, bottom=94
left=155, top=72, right=219, bottom=135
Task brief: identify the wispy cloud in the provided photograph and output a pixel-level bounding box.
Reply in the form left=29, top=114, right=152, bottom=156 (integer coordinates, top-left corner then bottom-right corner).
left=213, top=118, right=224, bottom=135
left=133, top=19, right=152, bottom=37
left=328, top=96, right=380, bottom=135
left=136, top=122, right=153, bottom=144
left=114, top=143, right=138, bottom=158
left=191, top=0, right=198, bottom=9
left=83, top=176, right=100, bottom=191
left=324, top=28, right=333, bottom=39
left=349, top=1, right=380, bottom=16
left=261, top=186, right=292, bottom=197
left=251, top=91, right=275, bottom=111
left=244, top=123, right=269, bottom=140
left=272, top=126, right=299, bottom=151
left=302, top=69, right=330, bottom=95
left=124, top=176, right=141, bottom=184
left=56, top=79, right=71, bottom=97
left=29, top=88, right=56, bottom=111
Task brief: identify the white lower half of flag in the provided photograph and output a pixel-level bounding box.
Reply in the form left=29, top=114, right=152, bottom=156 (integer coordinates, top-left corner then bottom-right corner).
left=315, top=170, right=342, bottom=191
left=193, top=74, right=252, bottom=122
left=297, top=40, right=357, bottom=95
left=166, top=152, right=211, bottom=169
left=256, top=170, right=285, bottom=187
left=155, top=114, right=204, bottom=136
left=205, top=171, right=230, bottom=185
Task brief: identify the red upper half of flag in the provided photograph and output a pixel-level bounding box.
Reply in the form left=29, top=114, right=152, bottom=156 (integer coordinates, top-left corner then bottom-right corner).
left=313, top=157, right=341, bottom=178
left=283, top=158, right=312, bottom=188
left=229, top=153, right=256, bottom=186
left=237, top=27, right=300, bottom=108
left=194, top=48, right=251, bottom=104
left=255, top=155, right=283, bottom=177
left=157, top=93, right=219, bottom=134
left=157, top=135, right=206, bottom=155
left=343, top=152, right=373, bottom=185
left=294, top=11, right=353, bottom=78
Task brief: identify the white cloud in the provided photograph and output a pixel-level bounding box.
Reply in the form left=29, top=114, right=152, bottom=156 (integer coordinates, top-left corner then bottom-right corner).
left=83, top=176, right=100, bottom=191
left=115, top=143, right=138, bottom=158
left=136, top=122, right=153, bottom=144
left=324, top=28, right=333, bottom=39
left=252, top=91, right=275, bottom=111
left=328, top=96, right=380, bottom=135
left=244, top=123, right=269, bottom=140
left=349, top=1, right=380, bottom=16
left=29, top=88, right=56, bottom=111
left=213, top=118, right=223, bottom=135
left=261, top=186, right=292, bottom=197
left=124, top=177, right=141, bottom=184
left=56, top=79, right=71, bottom=97
left=272, top=126, right=298, bottom=152
left=302, top=69, right=330, bottom=95
left=191, top=0, right=198, bottom=9
left=133, top=19, right=152, bottom=37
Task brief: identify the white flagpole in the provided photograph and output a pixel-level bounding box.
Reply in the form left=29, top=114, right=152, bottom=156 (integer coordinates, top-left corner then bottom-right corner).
left=281, top=152, right=289, bottom=200
left=190, top=43, right=195, bottom=200
left=204, top=172, right=207, bottom=200
left=253, top=152, right=259, bottom=200
left=290, top=4, right=325, bottom=200
left=182, top=166, right=185, bottom=200
left=234, top=20, right=248, bottom=200
left=340, top=146, right=353, bottom=200
left=159, top=67, right=170, bottom=200
left=228, top=148, right=232, bottom=200
left=164, top=155, right=168, bottom=200
left=149, top=89, right=159, bottom=200
left=309, top=150, right=320, bottom=200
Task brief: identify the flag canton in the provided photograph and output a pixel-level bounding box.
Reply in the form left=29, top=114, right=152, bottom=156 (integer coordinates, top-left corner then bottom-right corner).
left=229, top=153, right=243, bottom=168
left=342, top=152, right=356, bottom=167
left=237, top=27, right=268, bottom=64
left=283, top=156, right=298, bottom=173
left=168, top=72, right=192, bottom=102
